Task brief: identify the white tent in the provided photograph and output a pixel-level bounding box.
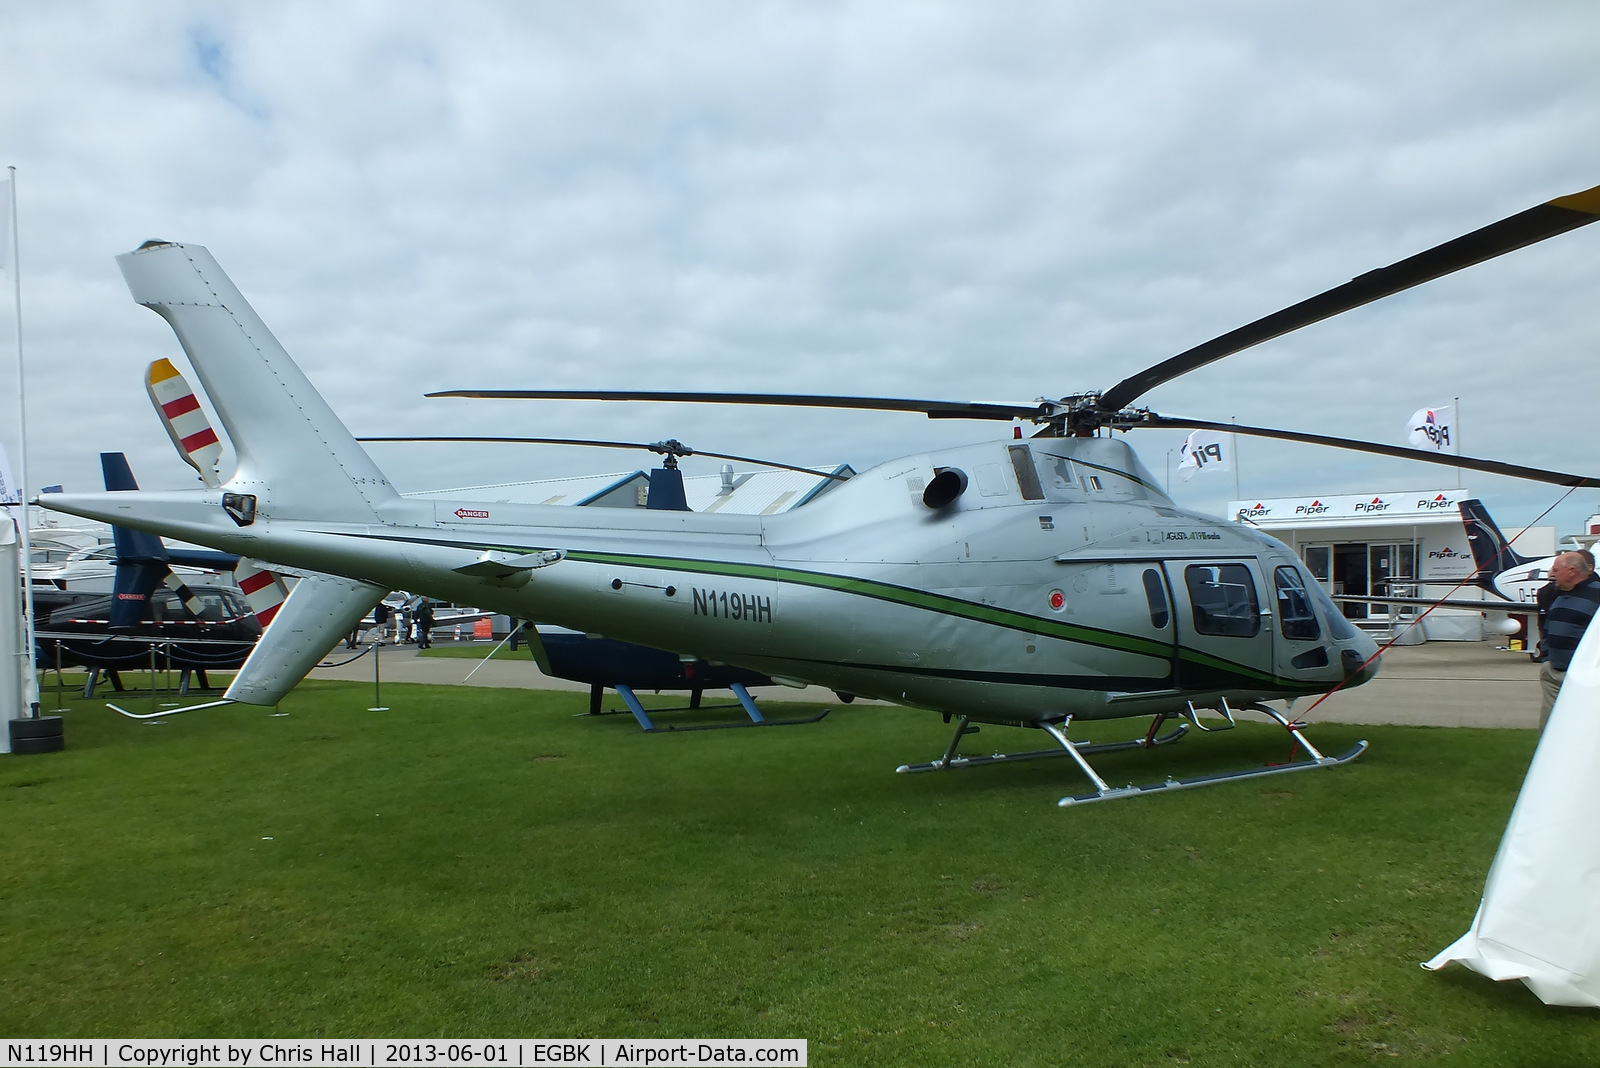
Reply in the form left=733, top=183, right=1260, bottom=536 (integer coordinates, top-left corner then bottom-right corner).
left=1423, top=613, right=1600, bottom=1006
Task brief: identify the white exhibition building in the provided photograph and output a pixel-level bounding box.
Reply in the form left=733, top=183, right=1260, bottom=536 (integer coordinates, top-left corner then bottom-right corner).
left=1228, top=488, right=1556, bottom=642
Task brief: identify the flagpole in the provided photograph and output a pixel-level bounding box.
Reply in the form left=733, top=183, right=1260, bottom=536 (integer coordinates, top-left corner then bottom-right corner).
left=1454, top=395, right=1462, bottom=491
left=1231, top=416, right=1240, bottom=501
left=7, top=167, right=40, bottom=717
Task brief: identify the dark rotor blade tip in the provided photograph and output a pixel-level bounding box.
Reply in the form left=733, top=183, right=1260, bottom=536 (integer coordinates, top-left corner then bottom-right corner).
left=1551, top=185, right=1600, bottom=215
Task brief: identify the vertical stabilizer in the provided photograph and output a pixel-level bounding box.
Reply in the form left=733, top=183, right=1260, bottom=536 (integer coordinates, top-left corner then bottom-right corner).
left=116, top=242, right=397, bottom=521
left=1460, top=498, right=1536, bottom=596
left=101, top=451, right=205, bottom=627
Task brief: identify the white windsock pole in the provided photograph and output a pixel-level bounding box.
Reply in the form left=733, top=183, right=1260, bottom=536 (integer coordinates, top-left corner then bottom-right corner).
left=6, top=167, right=39, bottom=716
left=0, top=522, right=19, bottom=747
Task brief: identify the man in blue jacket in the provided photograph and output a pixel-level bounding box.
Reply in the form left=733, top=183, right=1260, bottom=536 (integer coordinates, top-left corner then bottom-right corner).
left=1537, top=552, right=1600, bottom=729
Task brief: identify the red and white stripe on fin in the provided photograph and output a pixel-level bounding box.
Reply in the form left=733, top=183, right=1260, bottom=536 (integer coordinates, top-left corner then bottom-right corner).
left=146, top=358, right=223, bottom=487
left=235, top=558, right=290, bottom=628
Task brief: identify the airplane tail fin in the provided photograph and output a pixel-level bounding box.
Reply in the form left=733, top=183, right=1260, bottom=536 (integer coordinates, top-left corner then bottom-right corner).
left=101, top=451, right=209, bottom=628
left=1460, top=498, right=1536, bottom=595
left=116, top=242, right=398, bottom=521
left=101, top=452, right=168, bottom=563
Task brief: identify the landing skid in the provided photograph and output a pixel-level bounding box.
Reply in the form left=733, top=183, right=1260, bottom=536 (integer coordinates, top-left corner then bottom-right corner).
left=1057, top=739, right=1368, bottom=806
left=608, top=681, right=831, bottom=733
left=1057, top=705, right=1366, bottom=806
left=895, top=716, right=1190, bottom=774
left=896, top=706, right=1367, bottom=806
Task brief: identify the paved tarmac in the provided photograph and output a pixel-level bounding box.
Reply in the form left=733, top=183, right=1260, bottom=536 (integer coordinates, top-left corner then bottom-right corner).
left=307, top=637, right=1545, bottom=729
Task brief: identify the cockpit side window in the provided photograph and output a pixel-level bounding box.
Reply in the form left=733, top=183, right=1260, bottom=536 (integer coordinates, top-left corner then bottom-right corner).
left=1274, top=565, right=1321, bottom=641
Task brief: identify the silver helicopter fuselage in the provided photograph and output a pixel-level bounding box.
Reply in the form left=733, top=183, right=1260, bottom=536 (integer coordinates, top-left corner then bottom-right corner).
left=43, top=242, right=1378, bottom=723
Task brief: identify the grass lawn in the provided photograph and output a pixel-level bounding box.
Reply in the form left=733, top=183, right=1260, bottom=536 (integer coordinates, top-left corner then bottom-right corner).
left=2, top=680, right=1595, bottom=1064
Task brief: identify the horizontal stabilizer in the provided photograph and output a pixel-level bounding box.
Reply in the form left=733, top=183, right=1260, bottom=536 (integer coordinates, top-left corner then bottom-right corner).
left=225, top=574, right=387, bottom=706
left=453, top=549, right=565, bottom=579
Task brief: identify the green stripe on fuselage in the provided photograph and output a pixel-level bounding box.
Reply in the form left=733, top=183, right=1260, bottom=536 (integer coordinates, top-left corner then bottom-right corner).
left=564, top=549, right=1287, bottom=682
left=327, top=531, right=1290, bottom=687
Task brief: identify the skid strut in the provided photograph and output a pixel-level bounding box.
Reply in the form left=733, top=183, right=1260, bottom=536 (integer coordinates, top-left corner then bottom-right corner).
left=614, top=682, right=830, bottom=733
left=895, top=713, right=1190, bottom=774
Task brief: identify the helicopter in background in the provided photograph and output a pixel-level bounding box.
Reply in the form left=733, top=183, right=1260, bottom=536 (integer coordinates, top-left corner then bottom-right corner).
left=41, top=181, right=1600, bottom=804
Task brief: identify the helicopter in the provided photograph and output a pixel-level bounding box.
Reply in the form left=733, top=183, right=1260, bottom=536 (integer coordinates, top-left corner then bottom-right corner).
left=39, top=181, right=1600, bottom=804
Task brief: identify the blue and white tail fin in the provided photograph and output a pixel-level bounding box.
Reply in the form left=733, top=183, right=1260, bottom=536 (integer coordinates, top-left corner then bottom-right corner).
left=1460, top=498, right=1536, bottom=597
left=116, top=241, right=398, bottom=521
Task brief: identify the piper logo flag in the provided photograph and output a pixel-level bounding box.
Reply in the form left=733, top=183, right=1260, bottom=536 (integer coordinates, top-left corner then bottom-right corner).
left=1178, top=429, right=1232, bottom=481
left=1408, top=405, right=1457, bottom=454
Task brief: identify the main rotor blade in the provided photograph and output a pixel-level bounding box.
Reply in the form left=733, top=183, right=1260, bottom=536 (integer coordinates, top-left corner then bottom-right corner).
left=1130, top=415, right=1596, bottom=488
left=358, top=435, right=851, bottom=481
left=425, top=389, right=1045, bottom=422
left=1098, top=183, right=1600, bottom=412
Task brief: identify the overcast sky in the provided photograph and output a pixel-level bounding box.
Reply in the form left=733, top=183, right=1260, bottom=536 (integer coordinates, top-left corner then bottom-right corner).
left=3, top=1, right=1599, bottom=536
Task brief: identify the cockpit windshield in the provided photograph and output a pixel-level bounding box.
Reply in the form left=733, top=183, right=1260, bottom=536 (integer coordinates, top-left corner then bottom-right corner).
left=1303, top=569, right=1362, bottom=642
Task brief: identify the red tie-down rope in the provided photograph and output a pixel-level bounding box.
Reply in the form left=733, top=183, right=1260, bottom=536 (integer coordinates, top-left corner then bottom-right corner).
left=1292, top=482, right=1592, bottom=737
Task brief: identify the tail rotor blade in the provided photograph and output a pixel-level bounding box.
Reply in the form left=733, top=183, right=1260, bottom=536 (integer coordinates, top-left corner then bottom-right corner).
left=161, top=569, right=206, bottom=618
left=146, top=358, right=224, bottom=486
left=235, top=558, right=290, bottom=628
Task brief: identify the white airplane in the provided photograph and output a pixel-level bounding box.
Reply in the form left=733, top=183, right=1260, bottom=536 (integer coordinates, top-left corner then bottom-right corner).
left=1459, top=498, right=1567, bottom=606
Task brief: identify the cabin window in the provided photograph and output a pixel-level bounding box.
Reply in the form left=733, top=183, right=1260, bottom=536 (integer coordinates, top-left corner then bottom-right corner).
left=1184, top=564, right=1260, bottom=638
left=1142, top=568, right=1170, bottom=629
left=1008, top=445, right=1045, bottom=500
left=1274, top=566, right=1321, bottom=641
